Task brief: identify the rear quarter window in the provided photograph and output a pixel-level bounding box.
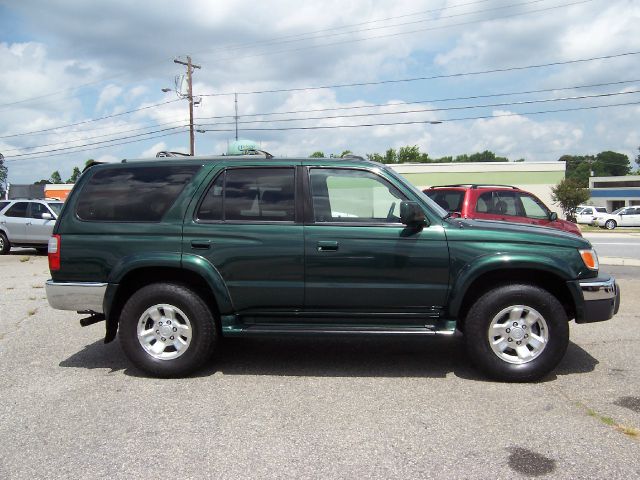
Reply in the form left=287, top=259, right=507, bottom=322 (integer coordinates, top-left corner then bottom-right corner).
left=76, top=165, right=201, bottom=222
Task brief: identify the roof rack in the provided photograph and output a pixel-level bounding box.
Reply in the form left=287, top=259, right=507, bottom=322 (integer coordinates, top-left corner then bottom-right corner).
left=428, top=184, right=518, bottom=189
left=156, top=151, right=191, bottom=158
left=341, top=154, right=365, bottom=160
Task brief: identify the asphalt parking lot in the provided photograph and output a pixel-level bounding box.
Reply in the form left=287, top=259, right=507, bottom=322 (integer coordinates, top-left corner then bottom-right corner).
left=0, top=252, right=638, bottom=479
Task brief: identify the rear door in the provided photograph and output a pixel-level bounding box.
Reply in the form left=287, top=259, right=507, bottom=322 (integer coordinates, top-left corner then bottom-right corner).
left=182, top=164, right=304, bottom=312
left=1, top=202, right=29, bottom=242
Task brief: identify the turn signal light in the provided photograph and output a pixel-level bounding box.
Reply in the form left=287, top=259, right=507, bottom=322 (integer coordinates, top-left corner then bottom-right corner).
left=579, top=248, right=598, bottom=271
left=48, top=235, right=60, bottom=271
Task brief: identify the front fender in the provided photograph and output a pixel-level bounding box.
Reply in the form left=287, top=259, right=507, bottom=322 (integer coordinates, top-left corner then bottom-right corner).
left=448, top=252, right=576, bottom=318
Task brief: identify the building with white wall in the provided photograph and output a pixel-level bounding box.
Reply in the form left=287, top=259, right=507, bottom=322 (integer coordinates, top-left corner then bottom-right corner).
left=588, top=176, right=640, bottom=212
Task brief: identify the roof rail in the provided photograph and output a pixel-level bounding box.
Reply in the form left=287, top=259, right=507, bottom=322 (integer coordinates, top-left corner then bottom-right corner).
left=428, top=184, right=518, bottom=189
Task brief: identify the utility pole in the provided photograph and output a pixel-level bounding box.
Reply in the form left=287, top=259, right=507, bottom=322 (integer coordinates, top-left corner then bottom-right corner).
left=234, top=93, right=238, bottom=141
left=173, top=56, right=201, bottom=156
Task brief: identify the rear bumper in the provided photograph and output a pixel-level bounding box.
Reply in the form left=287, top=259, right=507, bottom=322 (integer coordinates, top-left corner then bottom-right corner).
left=575, top=275, right=620, bottom=324
left=45, top=280, right=107, bottom=313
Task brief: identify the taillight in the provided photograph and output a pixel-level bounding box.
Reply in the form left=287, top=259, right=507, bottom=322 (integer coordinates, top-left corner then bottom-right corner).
left=48, top=235, right=60, bottom=271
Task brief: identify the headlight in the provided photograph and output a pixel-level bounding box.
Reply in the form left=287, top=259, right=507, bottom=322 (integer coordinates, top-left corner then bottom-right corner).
left=579, top=248, right=599, bottom=271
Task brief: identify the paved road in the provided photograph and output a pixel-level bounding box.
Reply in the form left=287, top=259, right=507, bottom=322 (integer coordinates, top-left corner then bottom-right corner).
left=0, top=254, right=638, bottom=479
left=584, top=233, right=640, bottom=261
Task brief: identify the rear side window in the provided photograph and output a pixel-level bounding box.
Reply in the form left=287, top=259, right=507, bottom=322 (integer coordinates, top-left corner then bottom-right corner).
left=197, top=168, right=295, bottom=222
left=424, top=190, right=464, bottom=212
left=77, top=165, right=200, bottom=222
left=477, top=191, right=519, bottom=216
left=4, top=202, right=28, bottom=218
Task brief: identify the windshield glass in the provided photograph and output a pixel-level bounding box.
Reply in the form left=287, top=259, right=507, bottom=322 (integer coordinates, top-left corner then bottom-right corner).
left=383, top=167, right=448, bottom=218
left=612, top=208, right=624, bottom=214
left=47, top=202, right=63, bottom=216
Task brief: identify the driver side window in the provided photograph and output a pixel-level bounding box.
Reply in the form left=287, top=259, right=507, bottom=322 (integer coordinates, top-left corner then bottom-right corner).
left=309, top=168, right=406, bottom=223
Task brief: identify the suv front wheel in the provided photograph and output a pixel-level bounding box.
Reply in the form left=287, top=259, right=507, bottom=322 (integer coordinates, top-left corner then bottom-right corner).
left=119, top=283, right=218, bottom=377
left=464, top=284, right=569, bottom=382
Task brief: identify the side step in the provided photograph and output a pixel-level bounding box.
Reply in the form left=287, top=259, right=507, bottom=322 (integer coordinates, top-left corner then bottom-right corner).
left=232, top=324, right=456, bottom=336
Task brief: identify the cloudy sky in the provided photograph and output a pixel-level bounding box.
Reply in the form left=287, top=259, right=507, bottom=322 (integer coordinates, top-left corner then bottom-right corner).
left=0, top=0, right=639, bottom=183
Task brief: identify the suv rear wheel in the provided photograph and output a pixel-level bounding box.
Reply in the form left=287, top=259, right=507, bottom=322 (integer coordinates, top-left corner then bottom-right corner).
left=119, top=283, right=217, bottom=377
left=464, top=284, right=569, bottom=382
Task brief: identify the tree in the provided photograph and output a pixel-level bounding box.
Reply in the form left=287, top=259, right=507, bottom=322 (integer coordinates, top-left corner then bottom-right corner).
left=551, top=178, right=590, bottom=221
left=383, top=148, right=397, bottom=164
left=309, top=151, right=325, bottom=158
left=50, top=171, right=63, bottom=184
left=562, top=151, right=630, bottom=187
left=340, top=150, right=352, bottom=158
left=397, top=145, right=421, bottom=163
left=366, top=153, right=384, bottom=163
left=636, top=146, right=640, bottom=169
left=66, top=167, right=82, bottom=183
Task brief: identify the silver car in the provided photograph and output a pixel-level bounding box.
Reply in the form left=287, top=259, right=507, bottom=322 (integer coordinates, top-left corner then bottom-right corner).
left=0, top=199, right=63, bottom=254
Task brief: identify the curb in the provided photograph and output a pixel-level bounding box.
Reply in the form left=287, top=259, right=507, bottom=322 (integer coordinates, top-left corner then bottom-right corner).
left=599, top=257, right=640, bottom=267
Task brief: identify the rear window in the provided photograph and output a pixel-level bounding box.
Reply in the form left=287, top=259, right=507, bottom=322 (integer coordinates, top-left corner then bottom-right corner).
left=76, top=165, right=201, bottom=222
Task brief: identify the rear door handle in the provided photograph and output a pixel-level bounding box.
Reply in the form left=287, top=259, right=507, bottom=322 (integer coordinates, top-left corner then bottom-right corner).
left=190, top=240, right=211, bottom=249
left=317, top=241, right=339, bottom=252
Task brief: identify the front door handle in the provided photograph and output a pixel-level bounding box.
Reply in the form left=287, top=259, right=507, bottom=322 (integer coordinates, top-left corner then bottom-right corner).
left=190, top=240, right=211, bottom=249
left=317, top=241, right=339, bottom=252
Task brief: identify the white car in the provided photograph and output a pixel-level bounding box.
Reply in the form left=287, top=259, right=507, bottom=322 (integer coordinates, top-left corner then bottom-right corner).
left=575, top=205, right=608, bottom=224
left=594, top=206, right=640, bottom=230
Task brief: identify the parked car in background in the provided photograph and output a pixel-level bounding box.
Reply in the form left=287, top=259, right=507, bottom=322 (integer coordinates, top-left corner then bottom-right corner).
left=0, top=199, right=63, bottom=254
left=422, top=184, right=582, bottom=236
left=594, top=206, right=640, bottom=230
left=575, top=205, right=608, bottom=225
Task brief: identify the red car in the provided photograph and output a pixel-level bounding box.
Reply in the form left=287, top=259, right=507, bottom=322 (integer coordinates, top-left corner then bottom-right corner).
left=422, top=184, right=582, bottom=236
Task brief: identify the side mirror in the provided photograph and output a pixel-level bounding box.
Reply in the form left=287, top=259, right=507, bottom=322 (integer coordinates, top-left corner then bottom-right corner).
left=549, top=212, right=558, bottom=221
left=41, top=212, right=53, bottom=220
left=400, top=201, right=428, bottom=227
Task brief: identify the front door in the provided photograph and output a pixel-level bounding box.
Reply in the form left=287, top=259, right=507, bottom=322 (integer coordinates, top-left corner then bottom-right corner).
left=26, top=202, right=56, bottom=243
left=303, top=167, right=449, bottom=316
left=182, top=165, right=304, bottom=312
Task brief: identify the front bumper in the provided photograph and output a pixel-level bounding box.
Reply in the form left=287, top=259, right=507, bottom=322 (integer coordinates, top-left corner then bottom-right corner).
left=576, top=275, right=620, bottom=323
left=45, top=280, right=107, bottom=313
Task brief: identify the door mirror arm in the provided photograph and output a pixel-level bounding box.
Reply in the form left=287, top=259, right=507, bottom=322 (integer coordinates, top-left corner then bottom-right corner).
left=400, top=201, right=429, bottom=228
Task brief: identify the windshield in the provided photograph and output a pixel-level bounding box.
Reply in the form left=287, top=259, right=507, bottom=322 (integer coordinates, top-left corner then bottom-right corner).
left=47, top=202, right=63, bottom=216
left=612, top=208, right=624, bottom=214
left=383, top=167, right=448, bottom=218
left=575, top=207, right=584, bottom=214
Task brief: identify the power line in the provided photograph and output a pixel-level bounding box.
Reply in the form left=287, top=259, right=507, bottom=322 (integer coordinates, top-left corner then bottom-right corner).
left=193, top=79, right=640, bottom=121
left=3, top=130, right=188, bottom=163
left=197, top=0, right=595, bottom=85
left=195, top=99, right=640, bottom=133
left=0, top=99, right=182, bottom=139
left=195, top=89, right=640, bottom=128
left=201, top=50, right=640, bottom=97
left=1, top=120, right=190, bottom=154
left=5, top=125, right=188, bottom=158
left=0, top=0, right=496, bottom=109
left=197, top=0, right=548, bottom=60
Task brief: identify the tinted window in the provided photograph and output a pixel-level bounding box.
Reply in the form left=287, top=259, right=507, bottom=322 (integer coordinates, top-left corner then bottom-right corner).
left=425, top=190, right=464, bottom=212
left=477, top=191, right=518, bottom=216
left=29, top=202, right=51, bottom=219
left=198, top=168, right=295, bottom=222
left=519, top=194, right=549, bottom=219
left=197, top=172, right=224, bottom=221
left=77, top=165, right=200, bottom=222
left=310, top=168, right=406, bottom=223
left=0, top=201, right=9, bottom=213
left=4, top=202, right=28, bottom=218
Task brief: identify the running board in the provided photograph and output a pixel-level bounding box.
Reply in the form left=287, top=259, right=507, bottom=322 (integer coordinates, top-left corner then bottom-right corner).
left=227, top=324, right=456, bottom=336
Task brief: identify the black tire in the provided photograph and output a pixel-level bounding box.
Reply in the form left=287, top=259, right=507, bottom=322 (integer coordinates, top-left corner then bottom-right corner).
left=0, top=232, right=10, bottom=255
left=118, top=283, right=217, bottom=377
left=605, top=219, right=617, bottom=230
left=464, top=284, right=569, bottom=382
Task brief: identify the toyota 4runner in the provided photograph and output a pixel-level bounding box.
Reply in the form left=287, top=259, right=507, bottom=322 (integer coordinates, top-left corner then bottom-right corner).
left=46, top=156, right=620, bottom=381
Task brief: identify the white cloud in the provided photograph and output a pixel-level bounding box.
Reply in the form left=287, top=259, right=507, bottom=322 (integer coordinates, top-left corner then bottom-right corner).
left=96, top=84, right=123, bottom=111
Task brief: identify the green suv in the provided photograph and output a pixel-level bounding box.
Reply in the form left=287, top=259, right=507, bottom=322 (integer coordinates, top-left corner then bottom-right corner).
left=45, top=156, right=620, bottom=381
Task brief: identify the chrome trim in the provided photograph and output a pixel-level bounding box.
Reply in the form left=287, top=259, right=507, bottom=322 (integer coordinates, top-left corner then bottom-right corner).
left=45, top=280, right=107, bottom=313
left=580, top=276, right=617, bottom=302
